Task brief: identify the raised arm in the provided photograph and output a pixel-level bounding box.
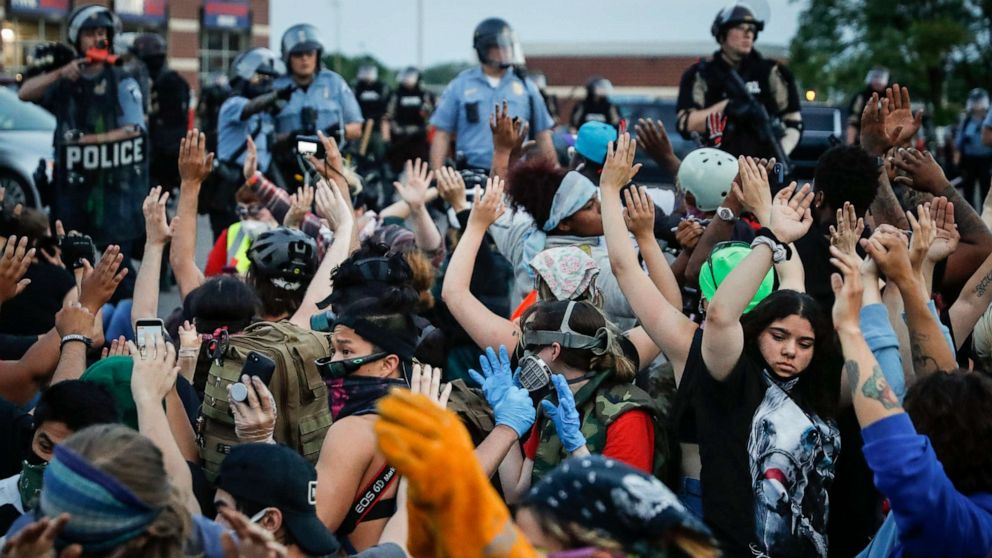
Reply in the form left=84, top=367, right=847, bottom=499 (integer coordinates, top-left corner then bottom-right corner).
left=704, top=176, right=814, bottom=381
left=489, top=101, right=527, bottom=181
left=170, top=129, right=214, bottom=300
left=393, top=158, right=443, bottom=255
left=440, top=174, right=520, bottom=351
left=634, top=118, right=681, bottom=177
left=131, top=187, right=171, bottom=327
left=601, top=133, right=697, bottom=378
left=623, top=185, right=682, bottom=309
left=289, top=178, right=354, bottom=329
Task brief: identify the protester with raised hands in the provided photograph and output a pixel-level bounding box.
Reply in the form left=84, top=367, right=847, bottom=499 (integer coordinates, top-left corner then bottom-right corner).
left=829, top=247, right=992, bottom=558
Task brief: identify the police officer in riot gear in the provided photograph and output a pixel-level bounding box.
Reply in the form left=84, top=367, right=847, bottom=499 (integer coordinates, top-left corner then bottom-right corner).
left=271, top=23, right=362, bottom=187
left=385, top=66, right=435, bottom=174
left=19, top=4, right=146, bottom=252
left=133, top=33, right=190, bottom=192
left=846, top=66, right=889, bottom=145
left=569, top=76, right=621, bottom=131
left=430, top=17, right=556, bottom=171
left=676, top=3, right=802, bottom=161
left=353, top=62, right=391, bottom=185
left=204, top=48, right=285, bottom=239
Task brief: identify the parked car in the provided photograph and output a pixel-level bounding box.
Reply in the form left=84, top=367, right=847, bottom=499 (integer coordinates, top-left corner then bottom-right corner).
left=0, top=87, right=54, bottom=209
left=613, top=95, right=843, bottom=185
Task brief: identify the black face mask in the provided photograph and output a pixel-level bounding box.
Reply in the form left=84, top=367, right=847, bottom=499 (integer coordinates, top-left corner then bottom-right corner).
left=316, top=352, right=389, bottom=379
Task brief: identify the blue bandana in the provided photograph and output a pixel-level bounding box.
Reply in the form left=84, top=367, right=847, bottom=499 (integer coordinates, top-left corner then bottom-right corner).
left=521, top=171, right=599, bottom=278
left=40, top=445, right=162, bottom=552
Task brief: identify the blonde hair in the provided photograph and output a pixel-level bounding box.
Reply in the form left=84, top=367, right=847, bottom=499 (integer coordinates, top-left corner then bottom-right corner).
left=62, top=424, right=191, bottom=558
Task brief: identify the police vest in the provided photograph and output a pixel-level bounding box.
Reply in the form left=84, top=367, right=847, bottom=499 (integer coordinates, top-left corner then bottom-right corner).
left=225, top=221, right=254, bottom=274
left=52, top=66, right=148, bottom=244
left=394, top=88, right=431, bottom=128
left=531, top=370, right=670, bottom=483
left=354, top=81, right=389, bottom=121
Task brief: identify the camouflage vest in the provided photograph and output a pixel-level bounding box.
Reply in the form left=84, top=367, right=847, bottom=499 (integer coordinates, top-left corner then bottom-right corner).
left=531, top=371, right=670, bottom=482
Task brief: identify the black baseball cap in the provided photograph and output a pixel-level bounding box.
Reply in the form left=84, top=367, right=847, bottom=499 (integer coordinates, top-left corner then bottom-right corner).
left=216, top=444, right=341, bottom=556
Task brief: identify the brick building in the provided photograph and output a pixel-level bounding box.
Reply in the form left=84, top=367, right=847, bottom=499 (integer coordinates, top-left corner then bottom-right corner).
left=0, top=0, right=270, bottom=89
left=524, top=41, right=788, bottom=119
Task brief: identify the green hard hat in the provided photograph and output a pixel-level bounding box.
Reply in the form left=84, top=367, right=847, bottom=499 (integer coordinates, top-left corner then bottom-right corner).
left=699, top=242, right=775, bottom=314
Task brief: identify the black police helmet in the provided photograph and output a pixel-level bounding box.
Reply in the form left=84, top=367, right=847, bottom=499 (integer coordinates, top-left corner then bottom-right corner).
left=247, top=227, right=318, bottom=286
left=67, top=5, right=122, bottom=53
left=473, top=17, right=516, bottom=67
left=280, top=23, right=324, bottom=64
left=710, top=3, right=764, bottom=41
left=132, top=33, right=166, bottom=60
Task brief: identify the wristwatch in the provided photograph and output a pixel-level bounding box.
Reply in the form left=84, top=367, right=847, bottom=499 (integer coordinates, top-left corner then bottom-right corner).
left=716, top=206, right=736, bottom=222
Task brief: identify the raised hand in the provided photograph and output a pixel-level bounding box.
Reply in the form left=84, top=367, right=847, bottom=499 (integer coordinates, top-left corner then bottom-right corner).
left=178, top=129, right=214, bottom=184
left=466, top=175, right=506, bottom=230
left=885, top=84, right=923, bottom=147
left=860, top=230, right=914, bottom=286
left=622, top=185, right=655, bottom=240
left=767, top=182, right=814, bottom=244
left=410, top=363, right=452, bottom=409
left=890, top=148, right=948, bottom=195
left=242, top=135, right=258, bottom=180
left=54, top=301, right=94, bottom=339
left=306, top=130, right=344, bottom=182
left=313, top=178, right=352, bottom=233
left=600, top=133, right=642, bottom=192
left=283, top=184, right=314, bottom=230
left=828, top=202, right=865, bottom=257
left=467, top=345, right=536, bottom=438
left=906, top=204, right=935, bottom=273
left=0, top=235, right=34, bottom=303
left=229, top=375, right=277, bottom=444
left=219, top=507, right=289, bottom=558
left=634, top=118, right=677, bottom=169
left=393, top=158, right=434, bottom=212
left=829, top=245, right=865, bottom=332
left=78, top=246, right=127, bottom=313
left=143, top=186, right=172, bottom=246
left=490, top=99, right=526, bottom=153
left=101, top=335, right=127, bottom=359
left=732, top=155, right=773, bottom=223
left=927, top=197, right=959, bottom=263
left=0, top=513, right=81, bottom=558
left=436, top=167, right=469, bottom=213
left=539, top=374, right=586, bottom=453
left=128, top=336, right=179, bottom=405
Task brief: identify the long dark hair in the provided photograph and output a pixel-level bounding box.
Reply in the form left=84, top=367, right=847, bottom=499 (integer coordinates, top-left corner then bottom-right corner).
left=741, top=289, right=839, bottom=418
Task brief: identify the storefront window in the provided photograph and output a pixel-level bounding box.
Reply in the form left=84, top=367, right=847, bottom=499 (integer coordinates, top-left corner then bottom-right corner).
left=1, top=19, right=64, bottom=76
left=200, top=28, right=245, bottom=84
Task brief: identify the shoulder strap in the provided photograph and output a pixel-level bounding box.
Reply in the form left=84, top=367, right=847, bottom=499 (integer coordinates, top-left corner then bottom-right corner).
left=337, top=463, right=398, bottom=536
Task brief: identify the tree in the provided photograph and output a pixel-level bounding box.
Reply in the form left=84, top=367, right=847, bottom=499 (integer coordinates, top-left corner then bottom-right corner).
left=789, top=0, right=986, bottom=124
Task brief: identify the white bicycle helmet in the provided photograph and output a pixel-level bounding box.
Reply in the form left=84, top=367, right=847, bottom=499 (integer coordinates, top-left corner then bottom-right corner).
left=677, top=147, right=738, bottom=211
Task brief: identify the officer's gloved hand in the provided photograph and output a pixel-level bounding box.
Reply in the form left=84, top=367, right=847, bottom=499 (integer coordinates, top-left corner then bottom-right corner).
left=276, top=83, right=295, bottom=101
left=540, top=374, right=586, bottom=453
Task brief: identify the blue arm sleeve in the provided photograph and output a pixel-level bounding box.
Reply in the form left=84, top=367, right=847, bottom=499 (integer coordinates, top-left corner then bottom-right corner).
left=117, top=77, right=145, bottom=129
left=429, top=82, right=459, bottom=132
left=862, top=414, right=992, bottom=558
left=860, top=303, right=906, bottom=402
left=337, top=80, right=364, bottom=124
left=900, top=300, right=956, bottom=359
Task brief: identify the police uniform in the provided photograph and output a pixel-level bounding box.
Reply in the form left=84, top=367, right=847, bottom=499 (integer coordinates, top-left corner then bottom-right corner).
left=430, top=66, right=553, bottom=171
left=676, top=49, right=801, bottom=159
left=218, top=96, right=274, bottom=171
left=272, top=69, right=363, bottom=136
left=385, top=84, right=435, bottom=172
left=42, top=65, right=146, bottom=245
left=354, top=79, right=390, bottom=123
left=569, top=98, right=621, bottom=129
left=147, top=67, right=191, bottom=190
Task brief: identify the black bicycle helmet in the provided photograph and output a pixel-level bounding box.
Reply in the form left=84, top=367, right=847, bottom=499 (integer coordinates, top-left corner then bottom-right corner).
left=247, top=228, right=318, bottom=288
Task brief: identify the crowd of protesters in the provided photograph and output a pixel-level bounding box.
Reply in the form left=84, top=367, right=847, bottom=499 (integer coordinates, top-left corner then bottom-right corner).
left=0, top=2, right=991, bottom=558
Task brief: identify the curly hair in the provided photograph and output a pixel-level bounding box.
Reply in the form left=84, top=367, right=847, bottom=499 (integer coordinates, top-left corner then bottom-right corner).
left=813, top=145, right=880, bottom=216
left=904, top=369, right=992, bottom=494
left=505, top=156, right=568, bottom=229
left=520, top=300, right=635, bottom=381
left=326, top=242, right=419, bottom=313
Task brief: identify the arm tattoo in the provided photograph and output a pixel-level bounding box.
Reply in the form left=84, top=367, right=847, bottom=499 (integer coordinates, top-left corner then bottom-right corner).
left=975, top=270, right=992, bottom=298
left=909, top=331, right=940, bottom=375
left=939, top=184, right=992, bottom=242
left=844, top=360, right=861, bottom=401
left=861, top=364, right=901, bottom=409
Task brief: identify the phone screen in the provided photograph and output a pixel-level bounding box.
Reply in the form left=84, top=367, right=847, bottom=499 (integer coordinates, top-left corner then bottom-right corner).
left=297, top=140, right=318, bottom=155
left=135, top=320, right=165, bottom=355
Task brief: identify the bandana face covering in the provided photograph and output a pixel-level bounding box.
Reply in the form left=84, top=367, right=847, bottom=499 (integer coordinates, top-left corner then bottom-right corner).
left=18, top=459, right=46, bottom=511
left=327, top=375, right=407, bottom=420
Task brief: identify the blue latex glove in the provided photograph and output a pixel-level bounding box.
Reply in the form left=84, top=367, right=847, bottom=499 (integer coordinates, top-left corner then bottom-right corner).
left=467, top=345, right=515, bottom=409
left=540, top=374, right=586, bottom=453
left=495, top=384, right=537, bottom=438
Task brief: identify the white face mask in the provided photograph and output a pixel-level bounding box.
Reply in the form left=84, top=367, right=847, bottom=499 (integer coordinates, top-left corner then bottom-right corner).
left=241, top=220, right=273, bottom=240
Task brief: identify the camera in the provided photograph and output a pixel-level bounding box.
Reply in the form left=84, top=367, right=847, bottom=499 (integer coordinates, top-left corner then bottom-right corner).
left=295, top=134, right=325, bottom=159
left=59, top=234, right=97, bottom=269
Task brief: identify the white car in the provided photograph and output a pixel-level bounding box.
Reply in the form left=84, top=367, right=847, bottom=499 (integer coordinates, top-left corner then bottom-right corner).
left=0, top=87, right=55, bottom=208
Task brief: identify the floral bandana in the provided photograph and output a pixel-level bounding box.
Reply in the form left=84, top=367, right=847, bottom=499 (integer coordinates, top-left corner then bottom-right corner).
left=529, top=246, right=600, bottom=302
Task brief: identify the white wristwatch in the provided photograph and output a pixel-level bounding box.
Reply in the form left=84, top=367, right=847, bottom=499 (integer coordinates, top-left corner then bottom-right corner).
left=716, top=206, right=736, bottom=222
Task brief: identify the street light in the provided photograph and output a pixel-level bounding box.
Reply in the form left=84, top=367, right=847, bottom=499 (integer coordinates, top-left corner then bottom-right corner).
left=805, top=89, right=816, bottom=102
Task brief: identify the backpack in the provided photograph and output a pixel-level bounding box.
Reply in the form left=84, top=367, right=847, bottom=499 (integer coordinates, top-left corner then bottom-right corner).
left=197, top=321, right=332, bottom=480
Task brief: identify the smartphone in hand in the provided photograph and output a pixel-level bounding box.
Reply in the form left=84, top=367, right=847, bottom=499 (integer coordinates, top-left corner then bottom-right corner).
left=135, top=318, right=165, bottom=357
left=241, top=351, right=276, bottom=386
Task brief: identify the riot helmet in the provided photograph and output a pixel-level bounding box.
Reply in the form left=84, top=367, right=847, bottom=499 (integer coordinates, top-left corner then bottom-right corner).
left=710, top=3, right=764, bottom=41
left=230, top=47, right=285, bottom=97
left=357, top=63, right=378, bottom=83
left=865, top=66, right=889, bottom=90
left=586, top=77, right=614, bottom=100
left=967, top=88, right=989, bottom=112
left=247, top=227, right=318, bottom=290
left=280, top=23, right=324, bottom=63
left=397, top=66, right=420, bottom=88
left=114, top=32, right=138, bottom=56
left=132, top=33, right=167, bottom=60
left=67, top=5, right=122, bottom=54
left=473, top=18, right=523, bottom=69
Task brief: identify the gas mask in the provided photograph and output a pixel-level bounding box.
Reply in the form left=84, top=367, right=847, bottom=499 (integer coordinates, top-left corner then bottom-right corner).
left=518, top=301, right=612, bottom=396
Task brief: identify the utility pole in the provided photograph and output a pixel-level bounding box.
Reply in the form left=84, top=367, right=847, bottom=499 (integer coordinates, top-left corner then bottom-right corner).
left=417, top=0, right=424, bottom=68
left=332, top=0, right=342, bottom=73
